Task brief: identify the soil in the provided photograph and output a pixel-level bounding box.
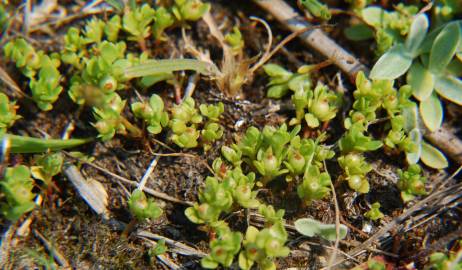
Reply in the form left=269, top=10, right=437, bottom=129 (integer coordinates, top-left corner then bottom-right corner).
left=0, top=1, right=461, bottom=270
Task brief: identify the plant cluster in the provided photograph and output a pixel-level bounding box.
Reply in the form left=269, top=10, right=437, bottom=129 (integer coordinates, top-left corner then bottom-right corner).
left=263, top=64, right=340, bottom=128
left=3, top=1, right=210, bottom=141
left=0, top=93, right=21, bottom=134
left=364, top=202, right=384, bottom=221
left=128, top=189, right=162, bottom=221
left=371, top=15, right=462, bottom=135
left=397, top=164, right=427, bottom=203
left=426, top=248, right=462, bottom=270
left=0, top=165, right=36, bottom=221
left=345, top=4, right=418, bottom=55
left=4, top=39, right=63, bottom=111
left=169, top=98, right=224, bottom=149
left=131, top=94, right=169, bottom=135
left=30, top=152, right=64, bottom=187
left=299, top=0, right=331, bottom=21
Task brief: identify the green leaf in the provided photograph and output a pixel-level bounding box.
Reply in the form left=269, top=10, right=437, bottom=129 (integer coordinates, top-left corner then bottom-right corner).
left=420, top=142, right=448, bottom=169
left=434, top=75, right=462, bottom=105
left=294, top=218, right=348, bottom=241
left=429, top=22, right=461, bottom=74
left=361, top=7, right=385, bottom=27
left=294, top=218, right=319, bottom=237
left=370, top=44, right=413, bottom=80
left=406, top=128, right=422, bottom=164
left=124, top=59, right=220, bottom=78
left=201, top=256, right=219, bottom=269
left=1, top=134, right=92, bottom=153
left=419, top=93, right=443, bottom=132
left=317, top=223, right=348, bottom=241
left=344, top=24, right=374, bottom=41
left=407, top=62, right=434, bottom=101
left=402, top=102, right=419, bottom=132
left=104, top=0, right=124, bottom=12
left=405, top=14, right=429, bottom=57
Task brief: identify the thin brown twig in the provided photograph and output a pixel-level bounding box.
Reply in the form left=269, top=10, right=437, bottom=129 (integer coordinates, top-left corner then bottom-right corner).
left=33, top=229, right=70, bottom=268
left=64, top=153, right=193, bottom=206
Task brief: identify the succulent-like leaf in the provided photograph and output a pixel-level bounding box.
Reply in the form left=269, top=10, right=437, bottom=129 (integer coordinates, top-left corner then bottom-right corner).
left=370, top=44, right=413, bottom=80
left=405, top=14, right=429, bottom=57
left=407, top=62, right=434, bottom=101
left=294, top=218, right=348, bottom=241
left=419, top=94, right=443, bottom=132
left=406, top=128, right=422, bottom=164
left=434, top=74, right=462, bottom=105
left=420, top=142, right=448, bottom=169
left=429, top=22, right=461, bottom=75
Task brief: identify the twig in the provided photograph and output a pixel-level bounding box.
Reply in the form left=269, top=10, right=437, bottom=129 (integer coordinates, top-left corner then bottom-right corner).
left=346, top=180, right=462, bottom=259
left=253, top=0, right=367, bottom=80
left=424, top=124, right=462, bottom=165
left=0, top=65, right=29, bottom=98
left=137, top=230, right=206, bottom=257
left=33, top=229, right=70, bottom=268
left=72, top=158, right=193, bottom=206
left=63, top=165, right=109, bottom=218
left=137, top=157, right=159, bottom=191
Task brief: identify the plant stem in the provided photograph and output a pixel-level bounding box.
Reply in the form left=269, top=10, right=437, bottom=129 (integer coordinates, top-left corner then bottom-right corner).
left=120, top=116, right=142, bottom=138
left=122, top=219, right=138, bottom=238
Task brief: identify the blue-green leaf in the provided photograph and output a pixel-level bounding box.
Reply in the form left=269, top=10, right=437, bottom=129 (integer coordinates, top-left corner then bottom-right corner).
left=429, top=22, right=461, bottom=74
left=407, top=62, right=434, bottom=101
left=419, top=93, right=443, bottom=132
left=420, top=142, right=448, bottom=169
left=434, top=74, right=462, bottom=105
left=405, top=14, right=429, bottom=57
left=361, top=7, right=386, bottom=27
left=370, top=44, right=413, bottom=80
left=406, top=128, right=422, bottom=164
left=402, top=102, right=419, bottom=132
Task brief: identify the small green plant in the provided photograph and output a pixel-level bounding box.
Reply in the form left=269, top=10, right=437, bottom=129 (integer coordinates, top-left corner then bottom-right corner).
left=368, top=259, right=387, bottom=270
left=370, top=15, right=462, bottom=133
left=345, top=4, right=418, bottom=55
left=364, top=202, right=384, bottom=221
left=263, top=64, right=340, bottom=128
left=148, top=239, right=168, bottom=257
left=185, top=167, right=259, bottom=225
left=128, top=189, right=162, bottom=221
left=169, top=97, right=203, bottom=148
left=200, top=102, right=224, bottom=151
left=426, top=249, right=462, bottom=270
left=0, top=165, right=36, bottom=221
left=0, top=93, right=21, bottom=134
left=201, top=224, right=243, bottom=269
left=294, top=217, right=348, bottom=241
left=299, top=0, right=331, bottom=20
left=297, top=165, right=331, bottom=205
left=122, top=4, right=156, bottom=51
left=238, top=221, right=290, bottom=270
left=30, top=152, right=64, bottom=187
left=224, top=27, right=245, bottom=54
left=397, top=164, right=427, bottom=202
left=172, top=0, right=211, bottom=22
left=4, top=39, right=63, bottom=111
left=152, top=7, right=175, bottom=41
left=338, top=152, right=372, bottom=193
left=131, top=94, right=169, bottom=135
